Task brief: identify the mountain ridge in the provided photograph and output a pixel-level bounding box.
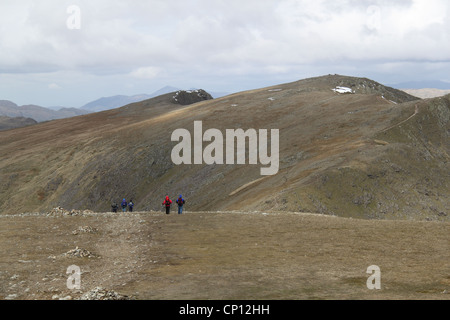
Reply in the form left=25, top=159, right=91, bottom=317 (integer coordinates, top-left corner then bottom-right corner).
left=0, top=116, right=37, bottom=131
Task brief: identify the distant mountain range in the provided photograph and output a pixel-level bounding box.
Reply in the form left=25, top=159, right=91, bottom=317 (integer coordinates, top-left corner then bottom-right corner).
left=401, top=88, right=450, bottom=99
left=389, top=80, right=450, bottom=90
left=0, top=86, right=230, bottom=127
left=0, top=100, right=90, bottom=123
left=0, top=86, right=230, bottom=130
left=388, top=80, right=450, bottom=99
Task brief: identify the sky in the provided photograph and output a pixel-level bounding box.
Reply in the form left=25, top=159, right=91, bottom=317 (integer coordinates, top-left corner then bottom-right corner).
left=0, top=0, right=449, bottom=108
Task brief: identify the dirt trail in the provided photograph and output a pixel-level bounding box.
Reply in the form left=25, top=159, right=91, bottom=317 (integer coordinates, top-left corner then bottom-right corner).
left=381, top=104, right=420, bottom=133
left=0, top=211, right=448, bottom=300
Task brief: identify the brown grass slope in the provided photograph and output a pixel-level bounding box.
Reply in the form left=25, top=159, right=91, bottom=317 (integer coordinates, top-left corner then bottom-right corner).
left=0, top=75, right=448, bottom=220
left=1, top=211, right=448, bottom=300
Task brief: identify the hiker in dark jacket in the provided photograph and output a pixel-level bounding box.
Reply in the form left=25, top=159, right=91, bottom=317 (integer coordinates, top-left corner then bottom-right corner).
left=176, top=195, right=185, bottom=214
left=128, top=200, right=134, bottom=212
left=162, top=196, right=172, bottom=215
left=111, top=202, right=118, bottom=213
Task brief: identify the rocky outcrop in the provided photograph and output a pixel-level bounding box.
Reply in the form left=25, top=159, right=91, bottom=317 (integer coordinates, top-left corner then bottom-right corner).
left=171, top=89, right=213, bottom=105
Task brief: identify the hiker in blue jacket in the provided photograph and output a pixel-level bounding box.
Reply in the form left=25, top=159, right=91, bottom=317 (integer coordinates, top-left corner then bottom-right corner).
left=121, top=198, right=127, bottom=212
left=176, top=195, right=185, bottom=214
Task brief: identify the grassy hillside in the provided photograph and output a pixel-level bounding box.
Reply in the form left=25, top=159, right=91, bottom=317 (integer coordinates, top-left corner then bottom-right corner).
left=0, top=75, right=447, bottom=221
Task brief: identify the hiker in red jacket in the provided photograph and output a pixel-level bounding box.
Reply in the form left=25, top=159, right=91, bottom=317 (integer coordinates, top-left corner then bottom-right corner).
left=162, top=196, right=172, bottom=215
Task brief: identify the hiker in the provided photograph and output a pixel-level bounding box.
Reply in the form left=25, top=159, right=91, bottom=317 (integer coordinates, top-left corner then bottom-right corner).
left=176, top=195, right=185, bottom=214
left=162, top=196, right=172, bottom=215
left=128, top=200, right=134, bottom=212
left=111, top=202, right=118, bottom=213
left=121, top=198, right=127, bottom=212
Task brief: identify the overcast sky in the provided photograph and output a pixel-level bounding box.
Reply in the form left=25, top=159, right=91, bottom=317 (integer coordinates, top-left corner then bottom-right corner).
left=1, top=0, right=449, bottom=108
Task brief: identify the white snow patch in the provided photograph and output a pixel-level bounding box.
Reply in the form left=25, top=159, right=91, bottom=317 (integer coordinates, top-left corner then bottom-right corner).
left=332, top=86, right=354, bottom=94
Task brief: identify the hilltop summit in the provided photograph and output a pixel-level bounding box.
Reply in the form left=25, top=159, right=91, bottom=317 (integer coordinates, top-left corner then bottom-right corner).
left=295, top=74, right=420, bottom=103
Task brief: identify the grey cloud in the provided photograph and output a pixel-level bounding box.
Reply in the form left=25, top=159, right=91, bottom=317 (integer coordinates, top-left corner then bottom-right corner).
left=0, top=0, right=449, bottom=107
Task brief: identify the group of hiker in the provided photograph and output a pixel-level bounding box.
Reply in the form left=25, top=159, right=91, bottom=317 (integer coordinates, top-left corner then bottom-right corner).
left=111, top=195, right=186, bottom=215
left=162, top=195, right=186, bottom=215
left=111, top=199, right=134, bottom=213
